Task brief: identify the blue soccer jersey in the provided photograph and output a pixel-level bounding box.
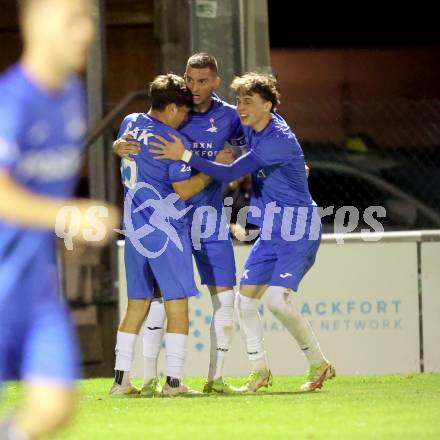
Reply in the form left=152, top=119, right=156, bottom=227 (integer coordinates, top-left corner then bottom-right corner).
left=119, top=97, right=244, bottom=287
left=119, top=113, right=193, bottom=231
left=179, top=95, right=244, bottom=286
left=0, top=64, right=86, bottom=383
left=186, top=112, right=322, bottom=290
left=180, top=94, right=245, bottom=213
left=242, top=112, right=317, bottom=237
left=188, top=112, right=318, bottom=236
left=118, top=113, right=199, bottom=300
left=0, top=64, right=86, bottom=302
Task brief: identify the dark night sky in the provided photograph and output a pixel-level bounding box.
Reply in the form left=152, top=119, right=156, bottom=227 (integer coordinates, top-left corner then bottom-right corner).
left=268, top=3, right=440, bottom=48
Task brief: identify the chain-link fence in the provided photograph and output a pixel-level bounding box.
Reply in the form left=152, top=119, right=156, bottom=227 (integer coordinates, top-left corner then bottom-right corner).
left=285, top=98, right=440, bottom=231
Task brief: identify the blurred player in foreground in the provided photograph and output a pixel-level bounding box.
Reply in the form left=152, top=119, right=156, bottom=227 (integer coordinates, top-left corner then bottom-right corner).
left=150, top=73, right=336, bottom=393
left=0, top=0, right=119, bottom=438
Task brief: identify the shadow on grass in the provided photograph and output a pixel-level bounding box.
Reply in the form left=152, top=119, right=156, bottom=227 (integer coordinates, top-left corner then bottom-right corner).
left=107, top=390, right=329, bottom=399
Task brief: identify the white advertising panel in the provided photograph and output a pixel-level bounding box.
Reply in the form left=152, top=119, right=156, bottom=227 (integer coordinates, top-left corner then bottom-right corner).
left=118, top=240, right=420, bottom=377
left=421, top=242, right=440, bottom=372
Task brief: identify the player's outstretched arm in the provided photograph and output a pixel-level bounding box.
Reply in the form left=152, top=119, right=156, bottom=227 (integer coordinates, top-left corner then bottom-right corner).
left=172, top=173, right=212, bottom=201
left=0, top=170, right=120, bottom=245
left=0, top=170, right=71, bottom=228
left=150, top=134, right=260, bottom=183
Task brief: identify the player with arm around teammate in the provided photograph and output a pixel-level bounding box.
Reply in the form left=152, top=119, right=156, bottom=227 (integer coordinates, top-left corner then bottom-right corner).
left=110, top=74, right=218, bottom=397
left=113, top=54, right=245, bottom=394
left=150, top=72, right=336, bottom=393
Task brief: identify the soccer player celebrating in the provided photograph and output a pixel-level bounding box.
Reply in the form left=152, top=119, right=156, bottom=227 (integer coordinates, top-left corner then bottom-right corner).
left=0, top=1, right=119, bottom=439
left=150, top=73, right=336, bottom=392
left=110, top=74, right=219, bottom=397
left=113, top=54, right=245, bottom=394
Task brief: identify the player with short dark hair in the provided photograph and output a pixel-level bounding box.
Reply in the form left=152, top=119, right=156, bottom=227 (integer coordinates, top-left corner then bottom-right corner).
left=113, top=54, right=245, bottom=395
left=110, top=74, right=215, bottom=397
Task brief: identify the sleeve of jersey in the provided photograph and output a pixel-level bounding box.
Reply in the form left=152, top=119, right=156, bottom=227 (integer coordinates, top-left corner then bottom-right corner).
left=228, top=114, right=246, bottom=147
left=168, top=134, right=193, bottom=182
left=117, top=114, right=137, bottom=138
left=188, top=151, right=260, bottom=183
left=251, top=137, right=295, bottom=166
left=168, top=161, right=192, bottom=182
left=0, top=102, right=21, bottom=172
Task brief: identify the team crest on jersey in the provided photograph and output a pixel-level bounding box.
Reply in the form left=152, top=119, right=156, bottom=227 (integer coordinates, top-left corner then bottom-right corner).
left=206, top=117, right=218, bottom=133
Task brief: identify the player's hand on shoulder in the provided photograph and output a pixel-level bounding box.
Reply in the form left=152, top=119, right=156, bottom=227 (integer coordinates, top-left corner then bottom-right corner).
left=216, top=148, right=234, bottom=165
left=113, top=134, right=140, bottom=160
left=149, top=133, right=185, bottom=161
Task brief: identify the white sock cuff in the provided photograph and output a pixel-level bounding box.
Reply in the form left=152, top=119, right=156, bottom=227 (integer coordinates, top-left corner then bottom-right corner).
left=165, top=333, right=187, bottom=379
left=116, top=331, right=137, bottom=351
left=115, top=331, right=137, bottom=371
left=143, top=343, right=162, bottom=359
left=237, top=293, right=261, bottom=311
left=211, top=289, right=235, bottom=310
left=145, top=300, right=166, bottom=328
left=165, top=333, right=188, bottom=349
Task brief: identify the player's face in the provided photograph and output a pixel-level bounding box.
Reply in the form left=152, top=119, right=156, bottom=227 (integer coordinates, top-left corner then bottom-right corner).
left=27, top=0, right=94, bottom=72
left=185, top=67, right=220, bottom=107
left=170, top=105, right=191, bottom=129
left=236, top=92, right=272, bottom=129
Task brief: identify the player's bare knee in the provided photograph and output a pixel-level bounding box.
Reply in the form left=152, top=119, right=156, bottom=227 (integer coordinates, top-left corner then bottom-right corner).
left=126, top=298, right=150, bottom=313
left=45, top=396, right=74, bottom=430
left=164, top=299, right=188, bottom=324
left=119, top=313, right=145, bottom=333
left=208, top=285, right=232, bottom=296
left=26, top=387, right=75, bottom=433
left=166, top=314, right=188, bottom=334
left=166, top=311, right=188, bottom=333
left=125, top=299, right=150, bottom=320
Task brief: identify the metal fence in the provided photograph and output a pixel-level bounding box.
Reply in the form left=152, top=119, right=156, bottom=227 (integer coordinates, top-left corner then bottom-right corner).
left=287, top=98, right=440, bottom=231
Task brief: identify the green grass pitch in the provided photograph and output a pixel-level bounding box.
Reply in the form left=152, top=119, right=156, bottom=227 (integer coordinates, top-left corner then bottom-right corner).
left=2, top=374, right=440, bottom=439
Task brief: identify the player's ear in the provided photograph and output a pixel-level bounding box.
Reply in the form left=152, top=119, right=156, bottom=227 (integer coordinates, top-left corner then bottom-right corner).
left=213, top=75, right=221, bottom=90
left=264, top=100, right=272, bottom=113
left=166, top=103, right=177, bottom=114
